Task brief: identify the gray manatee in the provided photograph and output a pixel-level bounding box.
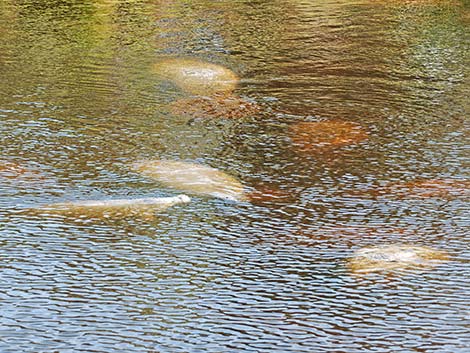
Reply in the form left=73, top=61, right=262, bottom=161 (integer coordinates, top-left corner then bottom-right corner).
left=152, top=58, right=239, bottom=95
left=34, top=194, right=191, bottom=220
left=348, top=244, right=449, bottom=274
left=132, top=160, right=248, bottom=202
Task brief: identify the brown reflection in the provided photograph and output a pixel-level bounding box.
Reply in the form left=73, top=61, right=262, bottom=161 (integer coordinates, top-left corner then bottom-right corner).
left=0, top=161, right=27, bottom=178
left=0, top=161, right=44, bottom=180
left=170, top=93, right=260, bottom=120
left=245, top=183, right=295, bottom=206
left=390, top=179, right=470, bottom=198
left=348, top=178, right=470, bottom=199
left=289, top=120, right=369, bottom=153
left=367, top=0, right=461, bottom=7
left=463, top=8, right=470, bottom=22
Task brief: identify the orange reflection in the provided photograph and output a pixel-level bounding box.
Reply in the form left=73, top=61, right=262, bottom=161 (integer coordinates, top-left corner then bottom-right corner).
left=289, top=120, right=368, bottom=152
left=369, top=0, right=460, bottom=5
left=0, top=161, right=28, bottom=179
left=246, top=183, right=294, bottom=206
left=0, top=161, right=45, bottom=182
left=390, top=179, right=470, bottom=198
left=348, top=179, right=470, bottom=199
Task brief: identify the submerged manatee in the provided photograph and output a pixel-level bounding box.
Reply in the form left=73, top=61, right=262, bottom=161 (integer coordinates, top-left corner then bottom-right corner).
left=170, top=93, right=260, bottom=119
left=132, top=160, right=247, bottom=201
left=289, top=120, right=368, bottom=152
left=35, top=194, right=191, bottom=219
left=152, top=58, right=239, bottom=95
left=348, top=244, right=449, bottom=274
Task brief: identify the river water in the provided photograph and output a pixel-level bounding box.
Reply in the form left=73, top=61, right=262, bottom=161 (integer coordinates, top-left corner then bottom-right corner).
left=1, top=0, right=469, bottom=352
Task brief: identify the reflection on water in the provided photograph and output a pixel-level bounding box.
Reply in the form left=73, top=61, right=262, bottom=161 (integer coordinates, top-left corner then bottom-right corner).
left=1, top=0, right=469, bottom=352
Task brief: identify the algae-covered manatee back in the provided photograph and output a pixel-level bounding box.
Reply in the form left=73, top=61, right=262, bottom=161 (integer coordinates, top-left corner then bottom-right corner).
left=132, top=160, right=247, bottom=202
left=348, top=244, right=449, bottom=274
left=152, top=58, right=239, bottom=95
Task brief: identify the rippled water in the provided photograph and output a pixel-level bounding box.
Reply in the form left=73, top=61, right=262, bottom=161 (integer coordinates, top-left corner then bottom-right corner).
left=1, top=0, right=469, bottom=352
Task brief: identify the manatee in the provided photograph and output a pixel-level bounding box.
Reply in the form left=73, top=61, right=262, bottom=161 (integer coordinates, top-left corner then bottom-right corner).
left=152, top=58, right=239, bottom=95
left=348, top=244, right=449, bottom=274
left=132, top=160, right=247, bottom=202
left=34, top=194, right=191, bottom=219
left=170, top=93, right=260, bottom=119
left=289, top=120, right=368, bottom=152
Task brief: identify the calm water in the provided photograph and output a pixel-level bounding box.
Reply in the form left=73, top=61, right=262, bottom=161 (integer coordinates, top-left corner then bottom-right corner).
left=1, top=0, right=469, bottom=352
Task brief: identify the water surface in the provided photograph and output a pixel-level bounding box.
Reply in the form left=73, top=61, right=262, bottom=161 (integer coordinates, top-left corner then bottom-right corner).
left=1, top=0, right=469, bottom=352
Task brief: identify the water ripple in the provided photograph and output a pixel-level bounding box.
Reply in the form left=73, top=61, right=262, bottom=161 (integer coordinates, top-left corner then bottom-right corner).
left=1, top=0, right=469, bottom=352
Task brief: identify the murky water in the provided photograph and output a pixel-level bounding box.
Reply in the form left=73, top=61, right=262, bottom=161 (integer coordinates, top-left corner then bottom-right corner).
left=1, top=0, right=469, bottom=352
